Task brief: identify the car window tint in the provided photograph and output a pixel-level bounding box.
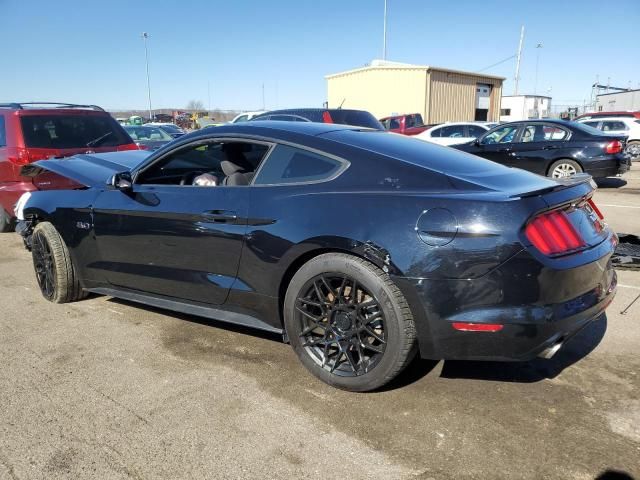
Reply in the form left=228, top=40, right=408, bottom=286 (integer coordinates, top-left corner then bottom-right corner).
left=602, top=121, right=628, bottom=131
left=20, top=114, right=131, bottom=148
left=137, top=141, right=269, bottom=186
left=429, top=127, right=442, bottom=138
left=439, top=125, right=466, bottom=138
left=254, top=145, right=344, bottom=185
left=481, top=125, right=519, bottom=144
left=543, top=126, right=569, bottom=141
left=467, top=125, right=487, bottom=137
left=0, top=116, right=5, bottom=147
left=583, top=121, right=600, bottom=129
left=234, top=115, right=248, bottom=123
left=389, top=119, right=400, bottom=129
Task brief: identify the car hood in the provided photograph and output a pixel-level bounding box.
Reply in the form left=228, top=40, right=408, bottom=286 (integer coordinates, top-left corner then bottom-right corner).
left=21, top=150, right=152, bottom=188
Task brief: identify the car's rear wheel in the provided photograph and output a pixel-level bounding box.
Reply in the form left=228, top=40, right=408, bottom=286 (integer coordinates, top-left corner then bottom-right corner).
left=548, top=159, right=582, bottom=179
left=0, top=209, right=15, bottom=233
left=284, top=253, right=417, bottom=392
left=31, top=222, right=87, bottom=303
left=626, top=141, right=640, bottom=160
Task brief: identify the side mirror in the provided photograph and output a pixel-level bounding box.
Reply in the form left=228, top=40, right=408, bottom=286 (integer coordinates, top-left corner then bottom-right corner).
left=109, top=172, right=133, bottom=191
left=474, top=138, right=481, bottom=146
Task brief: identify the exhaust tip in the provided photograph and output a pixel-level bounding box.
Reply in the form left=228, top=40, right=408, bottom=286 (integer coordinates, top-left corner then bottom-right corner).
left=538, top=340, right=563, bottom=359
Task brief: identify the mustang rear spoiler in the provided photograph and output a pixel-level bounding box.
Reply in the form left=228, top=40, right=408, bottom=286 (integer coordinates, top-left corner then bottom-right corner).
left=511, top=173, right=596, bottom=199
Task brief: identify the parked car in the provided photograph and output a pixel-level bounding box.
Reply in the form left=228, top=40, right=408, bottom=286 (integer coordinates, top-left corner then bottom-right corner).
left=379, top=113, right=428, bottom=135
left=0, top=102, right=138, bottom=232
left=123, top=125, right=174, bottom=151
left=146, top=122, right=186, bottom=139
left=576, top=117, right=640, bottom=160
left=251, top=108, right=384, bottom=130
left=415, top=122, right=492, bottom=146
left=230, top=111, right=267, bottom=123
left=454, top=119, right=631, bottom=179
left=16, top=121, right=616, bottom=391
left=574, top=111, right=640, bottom=121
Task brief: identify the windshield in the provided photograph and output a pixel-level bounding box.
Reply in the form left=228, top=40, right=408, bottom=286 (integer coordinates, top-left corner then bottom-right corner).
left=124, top=126, right=173, bottom=141
left=20, top=114, right=131, bottom=149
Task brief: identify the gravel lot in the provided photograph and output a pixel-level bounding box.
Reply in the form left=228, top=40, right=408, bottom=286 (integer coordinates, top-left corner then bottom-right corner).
left=1, top=171, right=639, bottom=480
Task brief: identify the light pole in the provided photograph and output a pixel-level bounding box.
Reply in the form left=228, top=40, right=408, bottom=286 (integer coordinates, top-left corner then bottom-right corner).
left=142, top=32, right=152, bottom=121
left=382, top=0, right=388, bottom=60
left=534, top=43, right=543, bottom=95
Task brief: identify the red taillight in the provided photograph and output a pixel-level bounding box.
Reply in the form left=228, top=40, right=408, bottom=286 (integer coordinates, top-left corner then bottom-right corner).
left=322, top=111, right=334, bottom=123
left=135, top=143, right=149, bottom=150
left=605, top=140, right=622, bottom=154
left=6, top=147, right=31, bottom=165
left=587, top=198, right=604, bottom=220
left=117, top=143, right=140, bottom=151
left=525, top=210, right=585, bottom=256
left=452, top=322, right=504, bottom=332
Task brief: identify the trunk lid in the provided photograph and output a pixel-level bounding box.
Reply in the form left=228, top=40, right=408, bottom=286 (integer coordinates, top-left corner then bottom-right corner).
left=20, top=151, right=151, bottom=188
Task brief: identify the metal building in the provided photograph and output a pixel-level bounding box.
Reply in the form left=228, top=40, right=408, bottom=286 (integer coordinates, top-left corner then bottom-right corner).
left=500, top=95, right=552, bottom=121
left=326, top=60, right=505, bottom=123
left=596, top=89, right=640, bottom=112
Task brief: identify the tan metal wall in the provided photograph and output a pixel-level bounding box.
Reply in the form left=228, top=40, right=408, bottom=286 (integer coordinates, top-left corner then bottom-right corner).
left=327, top=68, right=428, bottom=119
left=426, top=70, right=503, bottom=123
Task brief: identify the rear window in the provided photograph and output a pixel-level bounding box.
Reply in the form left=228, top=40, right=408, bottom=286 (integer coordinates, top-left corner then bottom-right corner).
left=20, top=114, right=131, bottom=149
left=0, top=116, right=5, bottom=147
left=254, top=144, right=345, bottom=185
left=328, top=110, right=384, bottom=130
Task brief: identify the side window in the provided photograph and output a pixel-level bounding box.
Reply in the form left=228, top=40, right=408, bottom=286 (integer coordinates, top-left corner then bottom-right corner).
left=0, top=115, right=6, bottom=147
left=234, top=115, right=249, bottom=123
left=389, top=119, right=401, bottom=129
left=439, top=125, right=466, bottom=138
left=481, top=125, right=519, bottom=144
left=467, top=125, right=487, bottom=137
left=405, top=116, right=415, bottom=128
left=543, top=126, right=569, bottom=141
left=602, top=121, right=628, bottom=131
left=254, top=145, right=346, bottom=185
left=583, top=121, right=601, bottom=129
left=429, top=127, right=442, bottom=138
left=136, top=140, right=270, bottom=186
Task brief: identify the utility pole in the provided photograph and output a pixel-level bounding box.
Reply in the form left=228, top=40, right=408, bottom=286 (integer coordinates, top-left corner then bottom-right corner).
left=382, top=0, right=388, bottom=60
left=534, top=43, right=543, bottom=94
left=262, top=83, right=265, bottom=110
left=142, top=32, right=152, bottom=121
left=513, top=25, right=525, bottom=96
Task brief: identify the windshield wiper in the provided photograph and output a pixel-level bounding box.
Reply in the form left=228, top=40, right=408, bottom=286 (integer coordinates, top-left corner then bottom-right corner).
left=86, top=131, right=112, bottom=148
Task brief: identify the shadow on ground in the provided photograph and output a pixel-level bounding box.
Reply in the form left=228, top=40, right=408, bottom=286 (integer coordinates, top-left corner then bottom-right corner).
left=596, top=178, right=628, bottom=189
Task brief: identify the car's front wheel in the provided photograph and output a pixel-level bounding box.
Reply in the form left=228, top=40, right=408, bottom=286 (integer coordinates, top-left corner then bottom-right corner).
left=284, top=253, right=417, bottom=392
left=548, top=159, right=583, bottom=179
left=31, top=222, right=87, bottom=303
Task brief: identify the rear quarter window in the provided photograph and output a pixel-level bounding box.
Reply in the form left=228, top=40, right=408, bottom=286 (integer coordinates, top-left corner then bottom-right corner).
left=254, top=144, right=346, bottom=185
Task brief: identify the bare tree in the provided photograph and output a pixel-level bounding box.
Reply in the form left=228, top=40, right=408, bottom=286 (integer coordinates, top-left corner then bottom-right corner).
left=186, top=100, right=205, bottom=111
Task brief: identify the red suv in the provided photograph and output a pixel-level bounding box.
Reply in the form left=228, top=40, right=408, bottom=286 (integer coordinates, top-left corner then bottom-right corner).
left=0, top=103, right=138, bottom=231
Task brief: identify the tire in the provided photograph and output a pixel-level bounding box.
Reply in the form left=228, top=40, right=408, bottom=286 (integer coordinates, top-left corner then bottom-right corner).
left=284, top=253, right=417, bottom=392
left=547, top=159, right=583, bottom=179
left=0, top=209, right=15, bottom=233
left=626, top=141, right=640, bottom=161
left=31, top=222, right=87, bottom=303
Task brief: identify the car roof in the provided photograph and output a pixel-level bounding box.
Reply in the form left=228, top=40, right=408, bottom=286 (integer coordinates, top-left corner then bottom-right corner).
left=181, top=120, right=361, bottom=140
left=578, top=117, right=635, bottom=122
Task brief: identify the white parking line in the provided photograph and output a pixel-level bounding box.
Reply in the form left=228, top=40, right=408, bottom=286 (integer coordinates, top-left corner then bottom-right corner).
left=599, top=204, right=640, bottom=209
left=618, top=283, right=640, bottom=291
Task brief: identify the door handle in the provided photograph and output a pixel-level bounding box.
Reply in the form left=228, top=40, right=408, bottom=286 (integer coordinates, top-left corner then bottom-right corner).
left=203, top=210, right=238, bottom=222
left=542, top=145, right=555, bottom=150
left=497, top=148, right=512, bottom=152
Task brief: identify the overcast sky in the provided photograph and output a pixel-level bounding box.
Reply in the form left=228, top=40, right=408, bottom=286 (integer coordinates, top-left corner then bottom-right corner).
left=1, top=0, right=639, bottom=111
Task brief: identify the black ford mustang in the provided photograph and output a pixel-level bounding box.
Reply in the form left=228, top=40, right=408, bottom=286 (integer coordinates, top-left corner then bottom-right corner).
left=454, top=119, right=630, bottom=179
left=15, top=121, right=617, bottom=391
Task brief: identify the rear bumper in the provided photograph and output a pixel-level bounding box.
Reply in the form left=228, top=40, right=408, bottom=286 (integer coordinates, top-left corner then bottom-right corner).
left=394, top=244, right=617, bottom=361
left=585, top=154, right=631, bottom=178
left=0, top=181, right=36, bottom=216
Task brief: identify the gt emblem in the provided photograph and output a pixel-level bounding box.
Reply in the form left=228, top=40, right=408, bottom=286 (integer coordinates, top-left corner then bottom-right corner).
left=76, top=221, right=91, bottom=230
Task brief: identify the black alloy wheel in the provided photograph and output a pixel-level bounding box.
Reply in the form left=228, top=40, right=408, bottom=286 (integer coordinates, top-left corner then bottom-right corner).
left=284, top=253, right=417, bottom=392
left=32, top=230, right=56, bottom=300
left=295, top=273, right=387, bottom=377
